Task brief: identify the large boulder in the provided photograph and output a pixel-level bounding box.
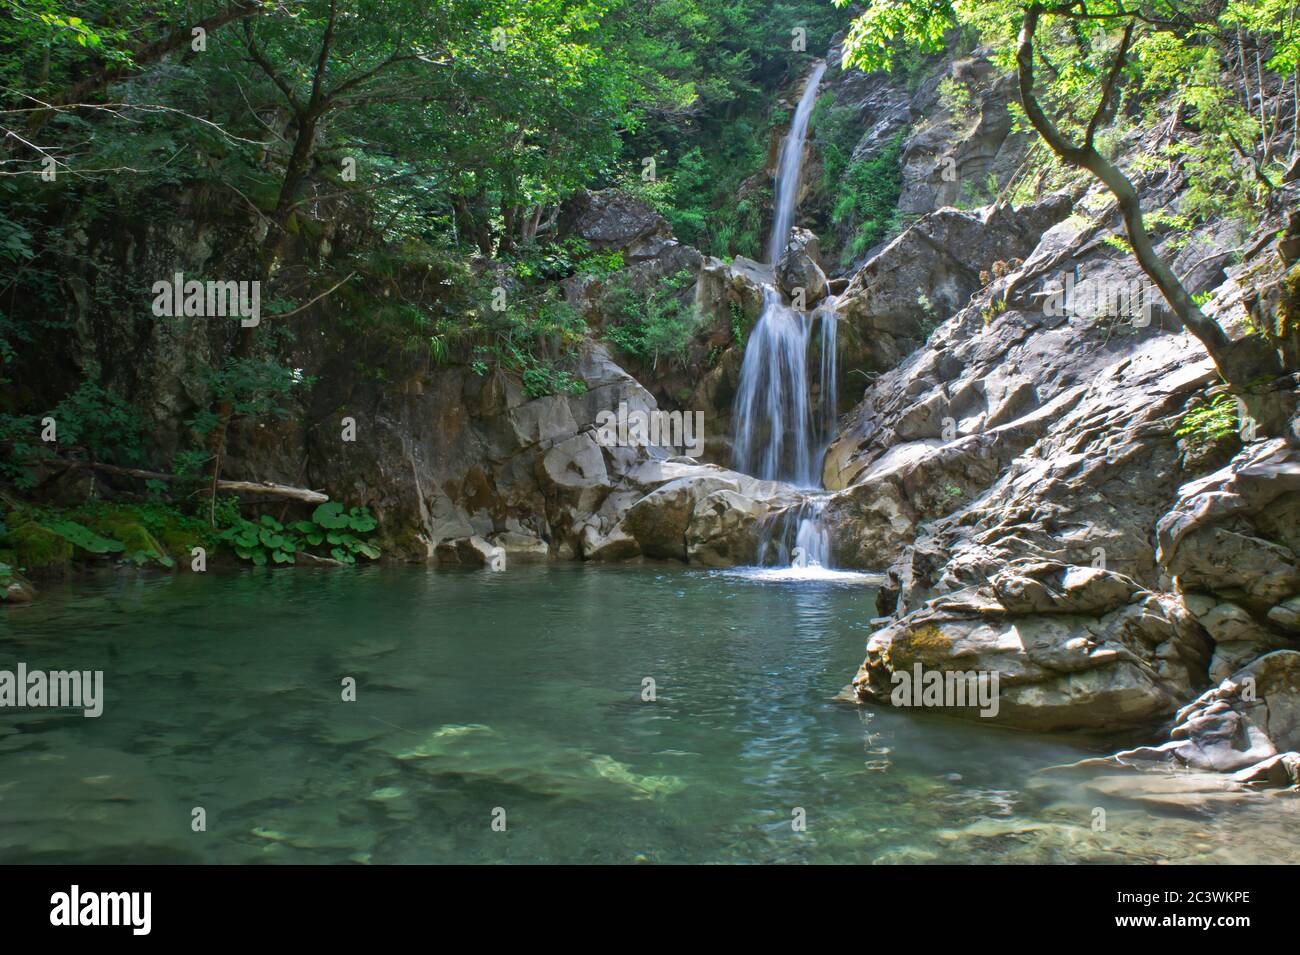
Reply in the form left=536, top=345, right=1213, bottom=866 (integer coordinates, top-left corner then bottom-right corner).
left=607, top=459, right=801, bottom=564
left=774, top=227, right=828, bottom=306
left=850, top=562, right=1211, bottom=731
left=558, top=189, right=671, bottom=254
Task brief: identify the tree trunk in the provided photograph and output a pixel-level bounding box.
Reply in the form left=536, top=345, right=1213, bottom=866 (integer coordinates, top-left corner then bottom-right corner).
left=499, top=201, right=516, bottom=255
left=204, top=108, right=321, bottom=521
left=55, top=460, right=329, bottom=503
left=1016, top=5, right=1296, bottom=443
left=521, top=204, right=544, bottom=245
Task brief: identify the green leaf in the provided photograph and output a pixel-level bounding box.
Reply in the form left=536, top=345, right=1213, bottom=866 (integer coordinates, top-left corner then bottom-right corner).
left=346, top=507, right=377, bottom=532
left=312, top=502, right=350, bottom=529
left=43, top=520, right=125, bottom=554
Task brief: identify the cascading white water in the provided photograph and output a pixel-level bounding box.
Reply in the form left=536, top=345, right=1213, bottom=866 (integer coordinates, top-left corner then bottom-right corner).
left=724, top=61, right=853, bottom=573
left=731, top=286, right=816, bottom=486
left=730, top=61, right=839, bottom=550
left=767, top=62, right=827, bottom=265
left=713, top=59, right=884, bottom=580
left=731, top=289, right=839, bottom=488
left=757, top=494, right=830, bottom=567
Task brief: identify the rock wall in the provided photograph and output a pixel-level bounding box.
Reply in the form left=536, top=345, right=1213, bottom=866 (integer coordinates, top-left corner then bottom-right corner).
left=814, top=57, right=1300, bottom=764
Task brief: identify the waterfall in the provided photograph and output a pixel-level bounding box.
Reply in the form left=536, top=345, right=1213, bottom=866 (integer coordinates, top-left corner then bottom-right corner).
left=725, top=61, right=857, bottom=573
left=757, top=495, right=830, bottom=567
left=731, top=286, right=815, bottom=486
left=731, top=289, right=839, bottom=488
left=730, top=62, right=837, bottom=492
left=766, top=62, right=827, bottom=265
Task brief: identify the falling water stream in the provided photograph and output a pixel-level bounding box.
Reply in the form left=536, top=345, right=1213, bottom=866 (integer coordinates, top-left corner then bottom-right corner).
left=766, top=62, right=828, bottom=266
left=729, top=62, right=847, bottom=573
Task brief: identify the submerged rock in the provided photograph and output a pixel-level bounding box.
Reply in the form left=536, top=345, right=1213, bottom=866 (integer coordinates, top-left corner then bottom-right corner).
left=390, top=722, right=685, bottom=801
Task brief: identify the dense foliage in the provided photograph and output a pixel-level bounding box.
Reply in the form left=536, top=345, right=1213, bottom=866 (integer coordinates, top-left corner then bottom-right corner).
left=0, top=0, right=847, bottom=560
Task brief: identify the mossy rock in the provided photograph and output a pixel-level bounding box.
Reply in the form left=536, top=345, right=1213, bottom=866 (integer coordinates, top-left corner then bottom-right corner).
left=381, top=526, right=428, bottom=562
left=893, top=623, right=955, bottom=668
left=72, top=506, right=208, bottom=568
left=157, top=523, right=212, bottom=561
left=1275, top=263, right=1300, bottom=352
left=4, top=521, right=75, bottom=575
left=114, top=524, right=172, bottom=567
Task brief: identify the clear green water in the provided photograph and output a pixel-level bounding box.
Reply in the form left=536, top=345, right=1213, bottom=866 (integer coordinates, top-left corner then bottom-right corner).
left=1, top=563, right=1296, bottom=864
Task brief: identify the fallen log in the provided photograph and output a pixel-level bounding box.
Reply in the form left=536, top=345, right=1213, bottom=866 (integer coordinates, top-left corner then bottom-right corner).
left=54, top=460, right=329, bottom=504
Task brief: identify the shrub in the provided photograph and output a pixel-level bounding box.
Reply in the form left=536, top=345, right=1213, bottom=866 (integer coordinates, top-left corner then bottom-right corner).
left=219, top=502, right=381, bottom=566
left=602, top=270, right=699, bottom=369
left=1176, top=393, right=1239, bottom=449
left=832, top=132, right=907, bottom=263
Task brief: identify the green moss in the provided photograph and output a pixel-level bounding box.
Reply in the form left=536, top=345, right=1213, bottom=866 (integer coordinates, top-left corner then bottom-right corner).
left=5, top=521, right=74, bottom=574
left=75, top=503, right=212, bottom=567
left=382, top=526, right=428, bottom=562
left=246, top=180, right=281, bottom=213
left=156, top=523, right=211, bottom=561
left=104, top=522, right=170, bottom=566
left=892, top=623, right=954, bottom=669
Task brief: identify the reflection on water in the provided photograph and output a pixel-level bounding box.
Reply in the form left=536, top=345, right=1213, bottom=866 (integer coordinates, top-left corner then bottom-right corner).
left=0, top=563, right=1295, bottom=864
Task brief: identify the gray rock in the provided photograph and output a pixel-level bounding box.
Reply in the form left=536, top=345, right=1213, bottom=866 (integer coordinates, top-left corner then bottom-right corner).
left=774, top=228, right=828, bottom=306
left=852, top=584, right=1211, bottom=731
left=615, top=460, right=800, bottom=563
left=1100, top=650, right=1300, bottom=773
left=831, top=195, right=1072, bottom=383
left=1270, top=595, right=1300, bottom=632
left=1230, top=751, right=1300, bottom=787
left=434, top=536, right=499, bottom=567
left=558, top=189, right=671, bottom=254
left=1157, top=440, right=1300, bottom=610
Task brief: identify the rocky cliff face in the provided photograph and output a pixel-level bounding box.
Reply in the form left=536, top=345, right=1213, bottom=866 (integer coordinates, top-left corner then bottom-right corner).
left=802, top=39, right=1300, bottom=789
